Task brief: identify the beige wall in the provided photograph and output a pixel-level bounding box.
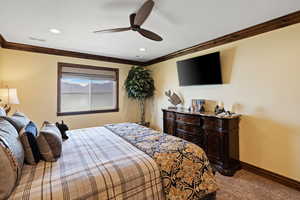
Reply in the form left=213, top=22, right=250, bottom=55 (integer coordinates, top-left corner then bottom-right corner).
left=0, top=48, right=139, bottom=129
left=146, top=23, right=300, bottom=181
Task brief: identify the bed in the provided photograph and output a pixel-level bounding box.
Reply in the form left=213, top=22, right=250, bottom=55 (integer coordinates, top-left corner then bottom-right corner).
left=9, top=123, right=218, bottom=200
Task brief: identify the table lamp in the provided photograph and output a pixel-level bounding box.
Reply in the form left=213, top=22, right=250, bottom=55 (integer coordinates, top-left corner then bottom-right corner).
left=0, top=88, right=20, bottom=114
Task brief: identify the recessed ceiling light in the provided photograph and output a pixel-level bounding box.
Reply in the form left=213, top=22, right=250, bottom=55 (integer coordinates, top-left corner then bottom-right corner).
left=49, top=28, right=61, bottom=34
left=139, top=48, right=146, bottom=52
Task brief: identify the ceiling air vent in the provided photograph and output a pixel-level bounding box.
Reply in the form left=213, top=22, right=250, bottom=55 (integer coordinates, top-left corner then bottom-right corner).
left=28, top=37, right=46, bottom=42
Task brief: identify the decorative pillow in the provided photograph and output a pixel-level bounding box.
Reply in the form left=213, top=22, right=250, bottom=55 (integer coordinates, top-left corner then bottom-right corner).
left=37, top=121, right=62, bottom=162
left=0, top=112, right=30, bottom=132
left=0, top=119, right=24, bottom=200
left=0, top=107, right=6, bottom=116
left=19, top=121, right=40, bottom=165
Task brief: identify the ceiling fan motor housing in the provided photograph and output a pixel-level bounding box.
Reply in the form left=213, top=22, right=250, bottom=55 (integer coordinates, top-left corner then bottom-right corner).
left=132, top=25, right=140, bottom=31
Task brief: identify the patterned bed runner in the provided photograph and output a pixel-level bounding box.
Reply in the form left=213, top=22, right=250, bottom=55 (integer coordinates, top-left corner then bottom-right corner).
left=105, top=123, right=218, bottom=200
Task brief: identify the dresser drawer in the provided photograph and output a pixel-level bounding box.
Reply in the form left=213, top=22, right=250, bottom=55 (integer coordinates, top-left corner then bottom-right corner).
left=176, top=114, right=200, bottom=125
left=177, top=123, right=201, bottom=134
left=202, top=118, right=222, bottom=130
left=165, top=111, right=175, bottom=119
left=176, top=129, right=203, bottom=147
left=164, top=119, right=175, bottom=136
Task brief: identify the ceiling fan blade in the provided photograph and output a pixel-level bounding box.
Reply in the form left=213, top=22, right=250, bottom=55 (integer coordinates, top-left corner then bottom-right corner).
left=130, top=13, right=136, bottom=27
left=138, top=28, right=163, bottom=41
left=94, top=27, right=131, bottom=34
left=134, top=0, right=154, bottom=26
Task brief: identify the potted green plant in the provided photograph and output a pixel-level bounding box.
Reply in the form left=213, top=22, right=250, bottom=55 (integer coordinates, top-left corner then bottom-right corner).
left=124, top=66, right=155, bottom=126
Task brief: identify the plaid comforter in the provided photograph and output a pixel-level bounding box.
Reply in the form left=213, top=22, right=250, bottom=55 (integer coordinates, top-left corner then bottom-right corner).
left=10, top=127, right=165, bottom=200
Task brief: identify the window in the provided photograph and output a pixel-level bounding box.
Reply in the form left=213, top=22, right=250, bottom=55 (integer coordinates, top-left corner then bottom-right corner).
left=57, top=63, right=119, bottom=116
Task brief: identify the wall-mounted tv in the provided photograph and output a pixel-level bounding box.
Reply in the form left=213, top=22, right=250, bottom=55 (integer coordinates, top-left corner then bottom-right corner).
left=177, top=52, right=222, bottom=86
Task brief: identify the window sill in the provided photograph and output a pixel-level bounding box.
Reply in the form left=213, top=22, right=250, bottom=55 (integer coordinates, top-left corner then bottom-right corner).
left=57, top=108, right=119, bottom=116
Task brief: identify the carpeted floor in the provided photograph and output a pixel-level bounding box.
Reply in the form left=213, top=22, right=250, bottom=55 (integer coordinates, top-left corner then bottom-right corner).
left=216, top=170, right=300, bottom=200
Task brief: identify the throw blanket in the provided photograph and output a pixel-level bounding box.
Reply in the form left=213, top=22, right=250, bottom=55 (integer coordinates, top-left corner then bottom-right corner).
left=105, top=123, right=218, bottom=200
left=10, top=127, right=165, bottom=200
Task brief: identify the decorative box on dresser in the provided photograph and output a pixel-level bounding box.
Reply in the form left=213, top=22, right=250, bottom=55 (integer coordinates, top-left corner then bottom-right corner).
left=162, top=108, right=241, bottom=176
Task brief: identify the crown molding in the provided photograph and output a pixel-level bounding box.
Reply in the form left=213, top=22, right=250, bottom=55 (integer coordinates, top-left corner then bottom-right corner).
left=144, top=10, right=300, bottom=66
left=0, top=34, right=5, bottom=47
left=1, top=10, right=300, bottom=66
left=0, top=34, right=145, bottom=66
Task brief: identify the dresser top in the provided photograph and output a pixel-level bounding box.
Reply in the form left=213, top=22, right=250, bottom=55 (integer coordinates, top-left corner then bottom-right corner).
left=162, top=108, right=241, bottom=119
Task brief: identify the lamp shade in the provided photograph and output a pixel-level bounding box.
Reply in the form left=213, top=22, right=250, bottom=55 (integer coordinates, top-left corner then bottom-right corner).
left=0, top=88, right=20, bottom=105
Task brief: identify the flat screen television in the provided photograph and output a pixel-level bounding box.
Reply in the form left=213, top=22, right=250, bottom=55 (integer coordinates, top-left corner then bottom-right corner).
left=177, top=52, right=222, bottom=86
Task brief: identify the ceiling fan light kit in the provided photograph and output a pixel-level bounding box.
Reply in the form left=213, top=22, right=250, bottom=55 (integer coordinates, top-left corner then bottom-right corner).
left=94, top=0, right=163, bottom=42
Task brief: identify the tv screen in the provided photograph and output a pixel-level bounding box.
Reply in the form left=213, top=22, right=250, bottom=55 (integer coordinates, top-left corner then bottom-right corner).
left=177, top=52, right=222, bottom=86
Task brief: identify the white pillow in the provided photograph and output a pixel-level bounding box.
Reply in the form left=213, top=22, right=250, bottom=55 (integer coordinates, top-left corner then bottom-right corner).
left=0, top=107, right=6, bottom=117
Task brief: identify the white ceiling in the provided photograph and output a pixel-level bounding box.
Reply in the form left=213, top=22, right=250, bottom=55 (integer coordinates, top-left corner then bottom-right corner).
left=1, top=0, right=300, bottom=62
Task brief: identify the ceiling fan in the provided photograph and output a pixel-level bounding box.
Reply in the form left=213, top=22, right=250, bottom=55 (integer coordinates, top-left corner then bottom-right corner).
left=94, top=0, right=163, bottom=42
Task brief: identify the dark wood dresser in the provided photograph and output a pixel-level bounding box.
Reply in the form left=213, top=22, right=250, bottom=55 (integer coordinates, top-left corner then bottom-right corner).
left=163, top=108, right=241, bottom=176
